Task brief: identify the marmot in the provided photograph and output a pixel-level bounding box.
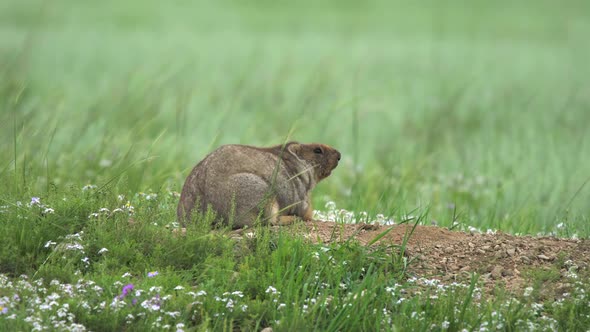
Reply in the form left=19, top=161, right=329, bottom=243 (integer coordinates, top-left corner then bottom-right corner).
left=177, top=142, right=341, bottom=228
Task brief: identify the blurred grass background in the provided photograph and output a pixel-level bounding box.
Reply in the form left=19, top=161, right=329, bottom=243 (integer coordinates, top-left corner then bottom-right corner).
left=1, top=0, right=589, bottom=235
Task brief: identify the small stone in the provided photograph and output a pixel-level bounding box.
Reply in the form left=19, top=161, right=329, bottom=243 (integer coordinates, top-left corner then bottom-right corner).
left=476, top=249, right=485, bottom=254
left=468, top=242, right=475, bottom=248
left=491, top=266, right=503, bottom=279
left=442, top=274, right=455, bottom=281
left=538, top=254, right=552, bottom=261
left=520, top=256, right=531, bottom=264
left=481, top=245, right=491, bottom=251
left=357, top=223, right=380, bottom=231
left=261, top=328, right=273, bottom=332
left=506, top=248, right=516, bottom=256
left=495, top=251, right=507, bottom=258
left=460, top=266, right=470, bottom=272
left=443, top=247, right=454, bottom=254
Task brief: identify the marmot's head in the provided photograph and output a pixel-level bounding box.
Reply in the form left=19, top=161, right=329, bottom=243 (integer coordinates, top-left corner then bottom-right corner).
left=287, top=142, right=341, bottom=181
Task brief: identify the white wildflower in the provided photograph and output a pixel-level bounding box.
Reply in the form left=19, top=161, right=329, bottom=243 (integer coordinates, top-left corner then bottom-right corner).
left=82, top=184, right=97, bottom=191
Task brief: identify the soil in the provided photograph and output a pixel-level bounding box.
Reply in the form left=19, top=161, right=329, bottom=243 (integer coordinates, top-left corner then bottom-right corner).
left=297, top=221, right=590, bottom=296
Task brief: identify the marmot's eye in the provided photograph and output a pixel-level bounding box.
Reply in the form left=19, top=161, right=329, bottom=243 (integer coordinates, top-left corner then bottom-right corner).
left=313, top=147, right=323, bottom=154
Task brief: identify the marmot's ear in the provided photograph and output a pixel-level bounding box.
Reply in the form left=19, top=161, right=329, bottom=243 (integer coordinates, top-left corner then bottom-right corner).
left=287, top=143, right=303, bottom=161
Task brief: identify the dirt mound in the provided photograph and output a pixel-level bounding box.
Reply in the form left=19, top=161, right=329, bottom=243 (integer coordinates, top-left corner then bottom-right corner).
left=302, top=221, right=590, bottom=295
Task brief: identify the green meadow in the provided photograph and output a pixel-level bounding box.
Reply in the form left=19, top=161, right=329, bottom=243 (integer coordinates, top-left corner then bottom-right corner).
left=1, top=0, right=589, bottom=330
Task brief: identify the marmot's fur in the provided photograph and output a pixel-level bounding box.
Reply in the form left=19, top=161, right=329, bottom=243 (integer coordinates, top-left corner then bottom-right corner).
left=177, top=142, right=341, bottom=228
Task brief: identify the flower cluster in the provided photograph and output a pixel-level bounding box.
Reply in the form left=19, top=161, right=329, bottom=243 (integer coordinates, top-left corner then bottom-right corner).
left=25, top=197, right=56, bottom=215
left=88, top=201, right=135, bottom=219
left=313, top=201, right=395, bottom=225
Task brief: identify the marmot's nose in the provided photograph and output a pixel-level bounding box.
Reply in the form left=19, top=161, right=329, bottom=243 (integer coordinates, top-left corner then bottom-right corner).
left=337, top=151, right=341, bottom=161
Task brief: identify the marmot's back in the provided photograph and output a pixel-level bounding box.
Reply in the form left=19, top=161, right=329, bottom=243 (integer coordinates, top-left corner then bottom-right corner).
left=177, top=142, right=340, bottom=228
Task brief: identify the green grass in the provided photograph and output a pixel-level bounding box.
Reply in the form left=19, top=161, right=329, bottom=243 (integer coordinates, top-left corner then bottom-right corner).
left=1, top=191, right=589, bottom=331
left=1, top=0, right=590, bottom=330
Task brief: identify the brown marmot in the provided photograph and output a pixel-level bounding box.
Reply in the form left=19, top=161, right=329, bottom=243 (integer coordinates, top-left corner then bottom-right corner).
left=177, top=142, right=341, bottom=228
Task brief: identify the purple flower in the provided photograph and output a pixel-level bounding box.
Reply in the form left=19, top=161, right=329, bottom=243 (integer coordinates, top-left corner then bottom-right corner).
left=0, top=306, right=7, bottom=314
left=119, top=283, right=134, bottom=299
left=31, top=197, right=41, bottom=205
left=147, top=271, right=159, bottom=278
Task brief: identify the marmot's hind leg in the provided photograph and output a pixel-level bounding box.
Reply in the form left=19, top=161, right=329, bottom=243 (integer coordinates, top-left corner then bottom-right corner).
left=226, top=173, right=273, bottom=228
left=225, top=174, right=300, bottom=228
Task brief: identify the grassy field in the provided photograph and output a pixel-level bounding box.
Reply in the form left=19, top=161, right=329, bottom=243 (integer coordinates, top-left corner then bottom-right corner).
left=1, top=0, right=590, bottom=330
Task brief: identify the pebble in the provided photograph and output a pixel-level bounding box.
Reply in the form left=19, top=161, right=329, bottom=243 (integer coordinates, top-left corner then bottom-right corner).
left=491, top=266, right=504, bottom=279
left=442, top=274, right=455, bottom=281
left=495, top=251, right=507, bottom=258
left=520, top=256, right=531, bottom=264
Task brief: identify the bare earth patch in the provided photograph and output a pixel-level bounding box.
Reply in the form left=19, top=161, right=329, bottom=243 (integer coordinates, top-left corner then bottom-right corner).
left=298, top=221, right=590, bottom=296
